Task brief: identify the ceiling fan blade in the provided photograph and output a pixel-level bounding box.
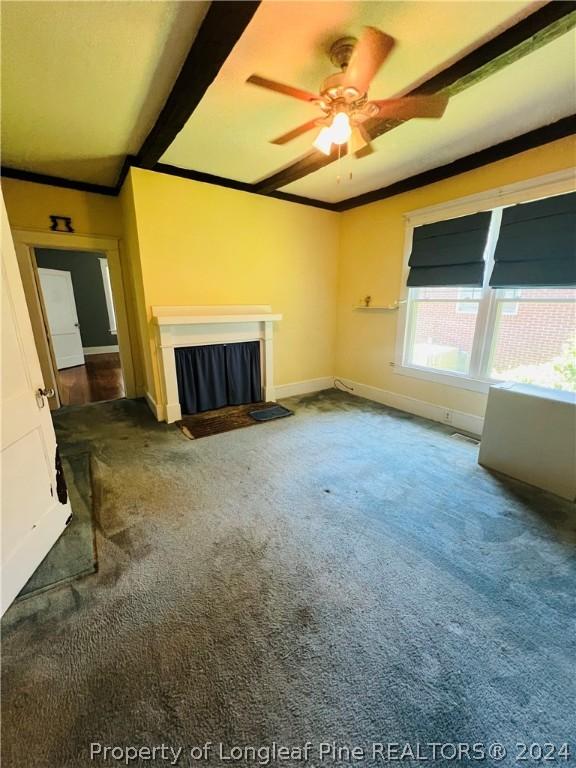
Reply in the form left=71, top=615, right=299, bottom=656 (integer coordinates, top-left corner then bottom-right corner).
left=270, top=119, right=320, bottom=145
left=343, top=27, right=395, bottom=95
left=247, top=74, right=318, bottom=103
left=372, top=94, right=449, bottom=120
left=349, top=125, right=374, bottom=157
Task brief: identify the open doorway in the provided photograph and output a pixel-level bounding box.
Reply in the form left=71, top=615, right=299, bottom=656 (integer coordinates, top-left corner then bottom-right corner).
left=34, top=248, right=125, bottom=406
left=12, top=227, right=136, bottom=410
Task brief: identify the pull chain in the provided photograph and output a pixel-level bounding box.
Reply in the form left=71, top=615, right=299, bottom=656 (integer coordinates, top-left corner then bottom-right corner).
left=336, top=143, right=353, bottom=185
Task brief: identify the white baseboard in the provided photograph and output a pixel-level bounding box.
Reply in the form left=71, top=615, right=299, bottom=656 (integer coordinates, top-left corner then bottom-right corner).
left=83, top=345, right=119, bottom=355
left=275, top=377, right=334, bottom=399
left=145, top=391, right=165, bottom=421
left=146, top=378, right=332, bottom=424
left=144, top=375, right=482, bottom=435
left=337, top=378, right=484, bottom=436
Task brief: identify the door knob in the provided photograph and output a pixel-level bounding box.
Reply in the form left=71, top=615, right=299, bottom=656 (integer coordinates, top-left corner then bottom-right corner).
left=36, top=387, right=55, bottom=409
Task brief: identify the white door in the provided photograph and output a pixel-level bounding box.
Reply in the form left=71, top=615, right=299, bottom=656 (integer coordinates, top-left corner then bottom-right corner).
left=37, top=267, right=85, bottom=369
left=1, top=196, right=71, bottom=615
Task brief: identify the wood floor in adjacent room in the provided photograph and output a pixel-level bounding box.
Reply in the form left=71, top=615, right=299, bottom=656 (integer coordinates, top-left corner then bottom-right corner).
left=57, top=352, right=125, bottom=406
left=1, top=391, right=574, bottom=767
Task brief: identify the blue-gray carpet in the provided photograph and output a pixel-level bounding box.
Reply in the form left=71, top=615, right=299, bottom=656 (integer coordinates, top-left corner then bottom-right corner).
left=1, top=390, right=574, bottom=767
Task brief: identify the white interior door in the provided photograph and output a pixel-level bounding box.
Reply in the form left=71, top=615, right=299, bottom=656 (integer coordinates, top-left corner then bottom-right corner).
left=1, top=196, right=72, bottom=615
left=37, top=267, right=85, bottom=369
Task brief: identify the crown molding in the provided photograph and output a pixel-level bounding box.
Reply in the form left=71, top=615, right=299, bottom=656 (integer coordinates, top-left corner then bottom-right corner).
left=3, top=118, right=573, bottom=214
left=0, top=166, right=117, bottom=196
left=334, top=115, right=576, bottom=212
left=151, top=163, right=338, bottom=211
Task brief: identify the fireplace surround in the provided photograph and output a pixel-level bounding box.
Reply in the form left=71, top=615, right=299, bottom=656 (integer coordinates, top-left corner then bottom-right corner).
left=151, top=306, right=282, bottom=423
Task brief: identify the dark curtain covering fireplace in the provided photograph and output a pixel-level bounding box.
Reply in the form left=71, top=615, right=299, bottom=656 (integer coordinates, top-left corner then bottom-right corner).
left=175, top=341, right=262, bottom=415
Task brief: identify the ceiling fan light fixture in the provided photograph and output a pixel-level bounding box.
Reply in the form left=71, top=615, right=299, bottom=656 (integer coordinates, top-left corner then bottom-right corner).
left=249, top=25, right=450, bottom=168
left=313, top=126, right=333, bottom=155
left=330, top=112, right=352, bottom=145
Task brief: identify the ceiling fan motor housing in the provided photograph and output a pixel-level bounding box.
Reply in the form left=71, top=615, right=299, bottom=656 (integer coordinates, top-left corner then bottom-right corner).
left=329, top=36, right=357, bottom=71
left=320, top=36, right=369, bottom=118
left=320, top=72, right=361, bottom=102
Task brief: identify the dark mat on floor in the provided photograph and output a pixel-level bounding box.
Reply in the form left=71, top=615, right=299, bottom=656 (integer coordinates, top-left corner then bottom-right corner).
left=250, top=404, right=293, bottom=421
left=178, top=401, right=286, bottom=440
left=17, top=452, right=96, bottom=599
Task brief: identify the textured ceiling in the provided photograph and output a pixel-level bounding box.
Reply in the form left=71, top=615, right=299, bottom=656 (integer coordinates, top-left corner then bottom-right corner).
left=0, top=0, right=208, bottom=185
left=160, top=0, right=562, bottom=200
left=283, top=32, right=576, bottom=202
left=1, top=0, right=572, bottom=201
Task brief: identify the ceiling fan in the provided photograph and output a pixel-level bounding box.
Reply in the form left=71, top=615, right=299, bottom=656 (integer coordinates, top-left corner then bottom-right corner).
left=247, top=27, right=449, bottom=157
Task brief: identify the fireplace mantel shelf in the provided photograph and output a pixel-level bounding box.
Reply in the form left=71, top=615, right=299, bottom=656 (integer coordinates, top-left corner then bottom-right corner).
left=153, top=313, right=282, bottom=326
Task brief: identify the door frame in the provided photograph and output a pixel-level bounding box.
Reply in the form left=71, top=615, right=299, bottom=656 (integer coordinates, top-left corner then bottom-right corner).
left=12, top=229, right=136, bottom=408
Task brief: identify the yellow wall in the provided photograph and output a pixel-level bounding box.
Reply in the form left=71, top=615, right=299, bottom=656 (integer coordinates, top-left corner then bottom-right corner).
left=127, top=167, right=340, bottom=401
left=1, top=177, right=147, bottom=392
left=1, top=178, right=122, bottom=236
left=336, top=136, right=576, bottom=418
left=3, top=135, right=573, bottom=420
left=118, top=174, right=148, bottom=394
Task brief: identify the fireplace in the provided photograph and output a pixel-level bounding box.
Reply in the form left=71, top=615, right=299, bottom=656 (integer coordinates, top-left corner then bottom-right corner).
left=175, top=341, right=262, bottom=415
left=151, top=306, right=282, bottom=423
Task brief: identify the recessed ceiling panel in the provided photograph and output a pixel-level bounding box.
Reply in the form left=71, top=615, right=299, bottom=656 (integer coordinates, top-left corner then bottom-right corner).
left=1, top=1, right=209, bottom=185
left=282, top=32, right=576, bottom=202
left=161, top=0, right=540, bottom=187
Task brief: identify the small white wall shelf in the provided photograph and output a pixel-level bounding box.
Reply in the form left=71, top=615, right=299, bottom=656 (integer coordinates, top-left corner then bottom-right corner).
left=353, top=301, right=401, bottom=311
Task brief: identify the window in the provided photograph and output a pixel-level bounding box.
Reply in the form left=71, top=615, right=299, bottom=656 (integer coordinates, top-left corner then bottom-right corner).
left=99, top=258, right=117, bottom=334
left=488, top=287, right=576, bottom=390
left=407, top=286, right=480, bottom=374
left=498, top=288, right=521, bottom=316
left=400, top=195, right=576, bottom=393
left=456, top=287, right=482, bottom=315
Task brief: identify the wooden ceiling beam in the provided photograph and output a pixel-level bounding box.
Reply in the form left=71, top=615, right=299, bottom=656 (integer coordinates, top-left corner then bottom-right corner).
left=136, top=1, right=260, bottom=170
left=254, top=2, right=576, bottom=195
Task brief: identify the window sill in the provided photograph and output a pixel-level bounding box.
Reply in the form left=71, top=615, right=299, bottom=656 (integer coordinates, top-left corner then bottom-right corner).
left=392, top=363, right=492, bottom=394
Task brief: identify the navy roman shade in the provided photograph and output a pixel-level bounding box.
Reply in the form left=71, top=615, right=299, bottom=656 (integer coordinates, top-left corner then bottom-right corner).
left=490, top=191, right=576, bottom=287
left=407, top=211, right=491, bottom=287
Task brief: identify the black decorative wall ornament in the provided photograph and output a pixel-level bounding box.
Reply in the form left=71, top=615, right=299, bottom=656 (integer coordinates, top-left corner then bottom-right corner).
left=49, top=215, right=74, bottom=233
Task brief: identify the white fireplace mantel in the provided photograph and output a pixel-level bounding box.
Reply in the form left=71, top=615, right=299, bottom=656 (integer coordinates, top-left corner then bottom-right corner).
left=151, top=305, right=282, bottom=423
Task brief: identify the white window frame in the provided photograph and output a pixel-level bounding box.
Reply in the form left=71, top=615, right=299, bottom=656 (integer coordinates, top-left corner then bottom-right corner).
left=456, top=287, right=482, bottom=314
left=99, top=257, right=117, bottom=334
left=393, top=169, right=576, bottom=394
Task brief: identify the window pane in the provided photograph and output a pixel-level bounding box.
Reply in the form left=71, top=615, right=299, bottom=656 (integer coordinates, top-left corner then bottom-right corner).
left=490, top=300, right=576, bottom=392
left=406, top=300, right=479, bottom=374
left=414, top=286, right=482, bottom=301
left=497, top=287, right=576, bottom=300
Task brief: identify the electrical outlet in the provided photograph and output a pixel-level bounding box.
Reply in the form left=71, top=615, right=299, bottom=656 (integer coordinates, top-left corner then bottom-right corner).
left=443, top=409, right=453, bottom=424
